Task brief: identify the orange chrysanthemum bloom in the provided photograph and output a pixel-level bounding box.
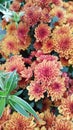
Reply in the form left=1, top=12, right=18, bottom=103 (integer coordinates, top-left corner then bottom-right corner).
left=18, top=36, right=31, bottom=51
left=3, top=112, right=35, bottom=130
left=34, top=41, right=42, bottom=50
left=52, top=24, right=72, bottom=39
left=10, top=1, right=20, bottom=12
left=1, top=19, right=7, bottom=29
left=6, top=23, right=17, bottom=34
left=22, top=6, right=41, bottom=26
left=35, top=112, right=46, bottom=129
left=35, top=109, right=56, bottom=129
left=0, top=105, right=11, bottom=129
left=40, top=8, right=50, bottom=23
left=48, top=77, right=66, bottom=101
left=41, top=38, right=54, bottom=53
left=20, top=67, right=32, bottom=81
left=66, top=14, right=73, bottom=26
left=58, top=94, right=73, bottom=120
left=44, top=109, right=56, bottom=129
left=4, top=55, right=24, bottom=74
left=17, top=22, right=29, bottom=42
left=35, top=23, right=51, bottom=42
left=27, top=81, right=46, bottom=101
left=50, top=7, right=65, bottom=19
left=34, top=59, right=62, bottom=86
left=32, top=0, right=51, bottom=8
left=36, top=52, right=58, bottom=62
left=54, top=34, right=73, bottom=59
left=50, top=7, right=66, bottom=25
left=52, top=0, right=63, bottom=6
left=68, top=57, right=73, bottom=65
left=1, top=35, right=19, bottom=56
left=51, top=117, right=73, bottom=130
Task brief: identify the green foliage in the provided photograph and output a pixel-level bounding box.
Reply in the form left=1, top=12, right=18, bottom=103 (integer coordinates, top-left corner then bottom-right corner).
left=61, top=65, right=73, bottom=78
left=12, top=11, right=24, bottom=23
left=0, top=4, right=24, bottom=22
left=0, top=71, right=39, bottom=119
left=0, top=0, right=12, bottom=4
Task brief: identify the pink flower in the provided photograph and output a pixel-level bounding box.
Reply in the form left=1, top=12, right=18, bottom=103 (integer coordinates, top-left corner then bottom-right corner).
left=35, top=23, right=51, bottom=41
left=48, top=78, right=66, bottom=101
left=27, top=81, right=46, bottom=101
left=34, top=59, right=62, bottom=86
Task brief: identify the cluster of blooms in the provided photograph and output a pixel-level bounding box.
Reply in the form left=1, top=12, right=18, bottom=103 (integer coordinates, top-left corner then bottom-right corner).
left=1, top=105, right=73, bottom=130
left=0, top=0, right=73, bottom=129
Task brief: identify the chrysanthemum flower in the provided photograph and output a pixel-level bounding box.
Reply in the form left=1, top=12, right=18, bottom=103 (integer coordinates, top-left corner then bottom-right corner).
left=18, top=35, right=31, bottom=51
left=35, top=112, right=46, bottom=129
left=1, top=35, right=19, bottom=56
left=27, top=81, right=46, bottom=101
left=34, top=59, right=62, bottom=86
left=1, top=19, right=7, bottom=29
left=20, top=67, right=32, bottom=81
left=36, top=53, right=58, bottom=63
left=36, top=109, right=56, bottom=129
left=0, top=105, right=11, bottom=128
left=52, top=25, right=72, bottom=39
left=54, top=34, right=73, bottom=58
left=34, top=41, right=42, bottom=50
left=44, top=109, right=56, bottom=129
left=50, top=7, right=66, bottom=25
left=6, top=23, right=16, bottom=34
left=10, top=1, right=20, bottom=12
left=52, top=0, right=63, bottom=6
left=50, top=7, right=65, bottom=18
left=4, top=112, right=35, bottom=130
left=41, top=38, right=54, bottom=53
left=17, top=22, right=29, bottom=42
left=34, top=0, right=52, bottom=8
left=35, top=23, right=51, bottom=42
left=51, top=117, right=73, bottom=130
left=22, top=6, right=41, bottom=26
left=58, top=94, right=73, bottom=120
left=40, top=8, right=50, bottom=23
left=66, top=14, right=73, bottom=26
left=66, top=2, right=73, bottom=13
left=48, top=77, right=66, bottom=101
left=4, top=55, right=24, bottom=74
left=68, top=57, right=73, bottom=65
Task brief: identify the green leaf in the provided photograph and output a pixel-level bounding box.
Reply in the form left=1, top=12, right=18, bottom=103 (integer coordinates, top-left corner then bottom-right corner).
left=4, top=1, right=11, bottom=9
left=0, top=91, right=7, bottom=97
left=12, top=12, right=24, bottom=23
left=0, top=71, right=11, bottom=77
left=0, top=77, right=4, bottom=90
left=9, top=100, right=30, bottom=117
left=0, top=4, right=7, bottom=13
left=15, top=90, right=23, bottom=96
left=9, top=95, right=39, bottom=120
left=13, top=12, right=20, bottom=23
left=5, top=71, right=19, bottom=94
left=0, top=0, right=11, bottom=4
left=0, top=98, right=6, bottom=117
